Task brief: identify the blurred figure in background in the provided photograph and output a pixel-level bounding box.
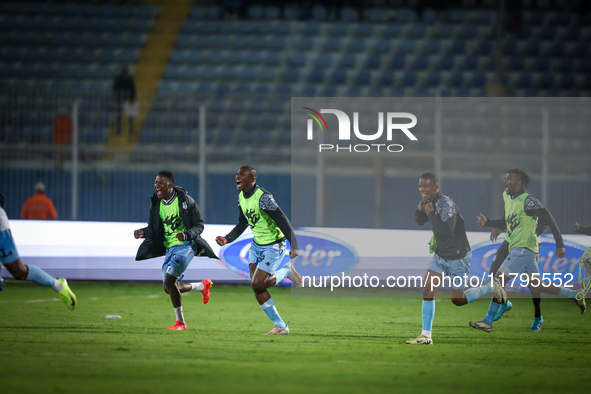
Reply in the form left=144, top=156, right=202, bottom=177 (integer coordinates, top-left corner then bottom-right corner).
left=21, top=182, right=58, bottom=220
left=53, top=108, right=72, bottom=169
left=113, top=66, right=136, bottom=135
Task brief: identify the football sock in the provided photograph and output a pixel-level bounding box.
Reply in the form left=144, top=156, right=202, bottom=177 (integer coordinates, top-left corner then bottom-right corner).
left=190, top=282, right=204, bottom=291
left=421, top=330, right=432, bottom=338
left=421, top=300, right=435, bottom=332
left=559, top=287, right=577, bottom=300
left=260, top=297, right=286, bottom=328
left=464, top=282, right=492, bottom=303
left=273, top=266, right=291, bottom=285
left=174, top=306, right=185, bottom=323
left=26, top=264, right=58, bottom=288
left=484, top=301, right=501, bottom=325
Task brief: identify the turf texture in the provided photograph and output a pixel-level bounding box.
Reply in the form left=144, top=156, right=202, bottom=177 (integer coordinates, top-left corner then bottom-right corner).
left=0, top=281, right=590, bottom=394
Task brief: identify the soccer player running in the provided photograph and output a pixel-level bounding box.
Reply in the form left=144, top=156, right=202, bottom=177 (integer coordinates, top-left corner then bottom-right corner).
left=478, top=220, right=548, bottom=331
left=407, top=172, right=500, bottom=345
left=0, top=193, right=76, bottom=309
left=216, top=166, right=302, bottom=336
left=134, top=171, right=217, bottom=331
left=469, top=169, right=586, bottom=333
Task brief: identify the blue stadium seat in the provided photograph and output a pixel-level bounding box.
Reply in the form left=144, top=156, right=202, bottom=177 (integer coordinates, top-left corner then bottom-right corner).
left=449, top=10, right=464, bottom=24
left=288, top=53, right=307, bottom=68
left=509, top=57, right=524, bottom=71
left=307, top=69, right=325, bottom=84
left=426, top=72, right=441, bottom=87
left=538, top=74, right=554, bottom=89
left=423, top=8, right=436, bottom=24
left=244, top=51, right=262, bottom=65
left=439, top=56, right=454, bottom=70
left=257, top=68, right=276, bottom=82
left=437, top=24, right=453, bottom=38
left=397, top=40, right=416, bottom=55
left=462, top=56, right=478, bottom=70
left=301, top=86, right=317, bottom=97
left=550, top=42, right=565, bottom=57
left=248, top=5, right=263, bottom=19
left=401, top=72, right=417, bottom=87
left=341, top=6, right=358, bottom=22
left=553, top=12, right=572, bottom=26
left=314, top=53, right=333, bottom=68
left=422, top=41, right=441, bottom=55
left=470, top=72, right=486, bottom=87
left=356, top=71, right=371, bottom=86
left=275, top=85, right=293, bottom=99
left=527, top=10, right=544, bottom=25
left=563, top=26, right=581, bottom=41
left=239, top=68, right=256, bottom=82
left=411, top=24, right=427, bottom=39
left=524, top=42, right=540, bottom=57
left=535, top=58, right=550, bottom=72
left=384, top=24, right=403, bottom=38
left=365, top=55, right=381, bottom=69
left=263, top=52, right=281, bottom=66
left=517, top=74, right=532, bottom=88
left=189, top=7, right=206, bottom=20
left=368, top=87, right=386, bottom=97
left=501, top=41, right=516, bottom=56
left=356, top=23, right=373, bottom=37
left=321, top=86, right=337, bottom=97
left=450, top=40, right=466, bottom=54
left=281, top=68, right=300, bottom=83
left=460, top=25, right=477, bottom=40
left=374, top=39, right=391, bottom=53
left=571, top=42, right=588, bottom=58
left=388, top=55, right=406, bottom=70
left=348, top=38, right=366, bottom=53
left=366, top=8, right=386, bottom=23
left=214, top=84, right=231, bottom=98
left=339, top=54, right=356, bottom=68
left=297, top=37, right=314, bottom=51
left=284, top=5, right=299, bottom=20
left=413, top=56, right=429, bottom=70
left=396, top=9, right=415, bottom=23
left=331, top=70, right=347, bottom=85
left=168, top=49, right=187, bottom=65
left=234, top=84, right=252, bottom=98
left=324, top=38, right=342, bottom=52
left=558, top=75, right=575, bottom=89
left=312, top=5, right=327, bottom=21
left=556, top=59, right=573, bottom=73
left=208, top=52, right=224, bottom=64
left=449, top=72, right=464, bottom=87
left=264, top=6, right=280, bottom=19
left=539, top=26, right=556, bottom=40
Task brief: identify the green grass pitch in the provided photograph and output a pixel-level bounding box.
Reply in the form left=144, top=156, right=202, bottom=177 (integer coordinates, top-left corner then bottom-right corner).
left=1, top=281, right=590, bottom=394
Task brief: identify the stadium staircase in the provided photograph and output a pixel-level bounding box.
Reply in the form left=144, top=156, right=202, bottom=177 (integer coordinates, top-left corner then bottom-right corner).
left=106, top=0, right=191, bottom=150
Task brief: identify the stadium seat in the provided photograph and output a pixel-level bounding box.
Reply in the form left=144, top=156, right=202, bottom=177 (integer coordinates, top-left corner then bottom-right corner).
left=331, top=70, right=347, bottom=85
left=307, top=69, right=325, bottom=84
left=356, top=70, right=371, bottom=86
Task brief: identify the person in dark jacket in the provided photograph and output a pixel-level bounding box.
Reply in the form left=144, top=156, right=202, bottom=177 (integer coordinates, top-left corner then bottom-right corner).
left=113, top=66, right=136, bottom=135
left=134, top=171, right=218, bottom=330
left=407, top=172, right=496, bottom=345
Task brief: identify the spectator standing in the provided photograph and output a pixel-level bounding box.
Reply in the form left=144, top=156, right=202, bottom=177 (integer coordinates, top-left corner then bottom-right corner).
left=113, top=66, right=136, bottom=135
left=21, top=182, right=58, bottom=220
left=53, top=108, right=72, bottom=169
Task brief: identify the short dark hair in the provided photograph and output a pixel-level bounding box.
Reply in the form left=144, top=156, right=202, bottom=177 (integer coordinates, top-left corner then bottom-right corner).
left=0, top=193, right=4, bottom=208
left=507, top=168, right=531, bottom=187
left=158, top=170, right=175, bottom=184
left=419, top=172, right=438, bottom=184
left=243, top=166, right=257, bottom=179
